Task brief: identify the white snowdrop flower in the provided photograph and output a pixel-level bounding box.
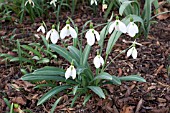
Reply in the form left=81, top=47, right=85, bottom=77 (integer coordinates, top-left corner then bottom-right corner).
left=109, top=16, right=127, bottom=34
left=127, top=21, right=139, bottom=37
left=46, top=25, right=59, bottom=44
left=85, top=24, right=100, bottom=46
left=60, top=20, right=77, bottom=39
left=93, top=54, right=104, bottom=68
left=50, top=0, right=57, bottom=7
left=25, top=0, right=35, bottom=7
left=127, top=46, right=137, bottom=59
left=91, top=0, right=97, bottom=5
left=65, top=65, right=76, bottom=79
left=37, top=24, right=45, bottom=34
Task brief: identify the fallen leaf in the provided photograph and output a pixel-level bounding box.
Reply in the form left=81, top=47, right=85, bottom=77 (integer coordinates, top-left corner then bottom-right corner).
left=120, top=106, right=134, bottom=113
left=12, top=97, right=26, bottom=105
left=135, top=99, right=143, bottom=113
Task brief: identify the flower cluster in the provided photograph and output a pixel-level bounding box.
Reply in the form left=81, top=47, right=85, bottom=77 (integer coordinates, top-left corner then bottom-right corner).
left=37, top=17, right=140, bottom=80
left=109, top=16, right=140, bottom=59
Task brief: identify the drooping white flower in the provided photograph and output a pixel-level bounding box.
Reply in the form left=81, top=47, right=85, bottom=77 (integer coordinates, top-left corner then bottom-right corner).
left=25, top=0, right=35, bottom=7
left=65, top=65, right=76, bottom=79
left=46, top=25, right=59, bottom=44
left=60, top=20, right=77, bottom=39
left=127, top=46, right=137, bottom=59
left=109, top=16, right=127, bottom=34
left=91, top=0, right=97, bottom=5
left=93, top=55, right=104, bottom=68
left=127, top=22, right=139, bottom=37
left=37, top=25, right=45, bottom=34
left=50, top=0, right=57, bottom=7
left=85, top=28, right=100, bottom=46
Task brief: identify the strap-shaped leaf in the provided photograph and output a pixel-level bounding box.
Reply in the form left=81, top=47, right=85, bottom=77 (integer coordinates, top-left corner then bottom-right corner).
left=68, top=46, right=81, bottom=63
left=37, top=85, right=71, bottom=105
left=119, top=75, right=146, bottom=82
left=50, top=97, right=62, bottom=113
left=119, top=1, right=139, bottom=16
left=88, top=86, right=105, bottom=99
left=112, top=75, right=121, bottom=85
left=50, top=44, right=78, bottom=66
left=82, top=45, right=91, bottom=66
left=21, top=45, right=41, bottom=57
left=93, top=72, right=112, bottom=81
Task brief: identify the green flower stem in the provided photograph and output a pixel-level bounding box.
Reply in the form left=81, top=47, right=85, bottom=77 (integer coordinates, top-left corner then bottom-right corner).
left=101, top=53, right=109, bottom=72
left=103, top=47, right=131, bottom=71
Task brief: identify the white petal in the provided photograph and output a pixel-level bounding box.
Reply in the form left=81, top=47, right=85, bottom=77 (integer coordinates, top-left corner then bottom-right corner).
left=91, top=0, right=94, bottom=5
left=60, top=26, right=68, bottom=39
left=127, top=47, right=133, bottom=57
left=118, top=21, right=127, bottom=33
left=86, top=30, right=95, bottom=46
left=46, top=30, right=52, bottom=40
left=132, top=47, right=137, bottom=59
left=109, top=21, right=116, bottom=34
left=37, top=26, right=41, bottom=32
left=99, top=56, right=104, bottom=66
left=127, top=22, right=134, bottom=37
left=60, top=25, right=69, bottom=39
left=133, top=23, right=139, bottom=33
left=25, top=1, right=28, bottom=6
left=94, top=30, right=100, bottom=41
left=65, top=67, right=71, bottom=79
left=51, top=29, right=59, bottom=44
left=69, top=26, right=77, bottom=38
left=41, top=26, right=45, bottom=34
left=71, top=67, right=76, bottom=79
left=94, top=0, right=97, bottom=5
left=93, top=56, right=101, bottom=68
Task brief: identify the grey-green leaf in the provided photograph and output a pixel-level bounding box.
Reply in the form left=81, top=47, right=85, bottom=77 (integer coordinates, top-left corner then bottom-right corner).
left=119, top=75, right=146, bottom=82
left=88, top=86, right=105, bottom=99
left=37, top=85, right=71, bottom=105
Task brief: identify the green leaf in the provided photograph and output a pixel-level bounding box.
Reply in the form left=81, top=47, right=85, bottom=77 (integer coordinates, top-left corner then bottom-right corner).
left=98, top=22, right=110, bottom=47
left=37, top=85, right=71, bottom=105
left=112, top=75, right=121, bottom=85
left=3, top=98, right=11, bottom=108
left=37, top=58, right=50, bottom=64
left=50, top=97, right=62, bottom=113
left=82, top=45, right=91, bottom=66
left=41, top=35, right=49, bottom=49
left=93, top=72, right=112, bottom=81
left=88, top=86, right=105, bottom=99
left=83, top=94, right=92, bottom=106
left=73, top=86, right=78, bottom=95
left=21, top=45, right=41, bottom=57
left=50, top=44, right=78, bottom=66
left=119, top=75, right=146, bottom=82
left=68, top=46, right=81, bottom=63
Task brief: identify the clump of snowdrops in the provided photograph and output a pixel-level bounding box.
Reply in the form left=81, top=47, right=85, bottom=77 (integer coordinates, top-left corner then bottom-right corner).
left=21, top=14, right=146, bottom=111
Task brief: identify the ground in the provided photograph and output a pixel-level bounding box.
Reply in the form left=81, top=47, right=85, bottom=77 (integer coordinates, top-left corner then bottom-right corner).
left=0, top=3, right=170, bottom=113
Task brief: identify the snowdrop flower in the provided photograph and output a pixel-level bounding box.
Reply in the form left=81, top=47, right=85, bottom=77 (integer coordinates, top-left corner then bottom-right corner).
left=50, top=0, right=57, bottom=7
left=127, top=18, right=139, bottom=37
left=25, top=0, right=35, bottom=7
left=37, top=24, right=45, bottom=34
left=60, top=20, right=77, bottom=39
left=93, top=52, right=104, bottom=68
left=127, top=42, right=138, bottom=59
left=85, top=23, right=100, bottom=46
left=46, top=25, right=59, bottom=44
left=65, top=62, right=76, bottom=79
left=91, top=0, right=97, bottom=5
left=109, top=16, right=127, bottom=34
